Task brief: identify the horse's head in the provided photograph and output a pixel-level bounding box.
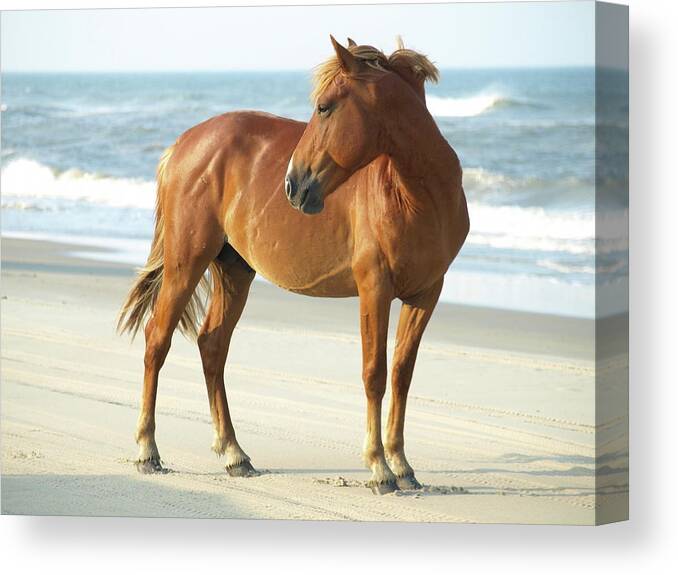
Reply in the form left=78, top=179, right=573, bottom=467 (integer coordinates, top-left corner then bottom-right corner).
left=284, top=36, right=438, bottom=214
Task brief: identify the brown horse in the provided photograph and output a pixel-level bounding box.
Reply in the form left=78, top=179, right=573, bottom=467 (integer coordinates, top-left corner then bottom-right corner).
left=118, top=37, right=469, bottom=494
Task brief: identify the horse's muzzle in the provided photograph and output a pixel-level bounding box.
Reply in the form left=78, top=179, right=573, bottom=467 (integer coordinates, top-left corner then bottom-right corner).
left=284, top=171, right=325, bottom=215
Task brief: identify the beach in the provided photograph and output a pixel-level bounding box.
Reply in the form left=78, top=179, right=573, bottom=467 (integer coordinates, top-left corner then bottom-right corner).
left=0, top=237, right=627, bottom=524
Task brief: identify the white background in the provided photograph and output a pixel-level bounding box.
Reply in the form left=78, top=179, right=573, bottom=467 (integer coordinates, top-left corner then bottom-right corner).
left=1, top=0, right=676, bottom=572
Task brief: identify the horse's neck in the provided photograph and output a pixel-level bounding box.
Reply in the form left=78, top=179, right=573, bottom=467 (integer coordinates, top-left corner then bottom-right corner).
left=383, top=104, right=462, bottom=216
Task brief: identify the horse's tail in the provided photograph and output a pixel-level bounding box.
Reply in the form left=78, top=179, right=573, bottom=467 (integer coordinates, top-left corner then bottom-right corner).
left=117, top=144, right=208, bottom=340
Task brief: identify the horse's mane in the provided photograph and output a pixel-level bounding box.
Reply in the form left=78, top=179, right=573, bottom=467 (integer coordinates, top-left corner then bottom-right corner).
left=311, top=37, right=439, bottom=103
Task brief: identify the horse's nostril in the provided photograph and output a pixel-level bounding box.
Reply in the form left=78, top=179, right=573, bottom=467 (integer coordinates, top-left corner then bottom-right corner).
left=285, top=177, right=294, bottom=199
left=298, top=186, right=309, bottom=209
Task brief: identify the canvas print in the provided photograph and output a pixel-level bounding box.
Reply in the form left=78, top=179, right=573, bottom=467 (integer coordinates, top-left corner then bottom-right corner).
left=0, top=2, right=628, bottom=524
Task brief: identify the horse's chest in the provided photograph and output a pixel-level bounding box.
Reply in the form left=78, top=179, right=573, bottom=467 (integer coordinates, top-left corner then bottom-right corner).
left=383, top=221, right=455, bottom=296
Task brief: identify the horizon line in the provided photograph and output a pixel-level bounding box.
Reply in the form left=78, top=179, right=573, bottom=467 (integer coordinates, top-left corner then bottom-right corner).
left=1, top=64, right=600, bottom=74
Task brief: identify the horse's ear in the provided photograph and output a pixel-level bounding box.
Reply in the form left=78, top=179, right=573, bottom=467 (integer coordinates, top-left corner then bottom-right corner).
left=330, top=35, right=359, bottom=74
left=347, top=37, right=357, bottom=47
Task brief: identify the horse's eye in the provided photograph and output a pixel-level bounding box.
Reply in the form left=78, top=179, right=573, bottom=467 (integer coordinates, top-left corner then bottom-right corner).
left=317, top=103, right=331, bottom=116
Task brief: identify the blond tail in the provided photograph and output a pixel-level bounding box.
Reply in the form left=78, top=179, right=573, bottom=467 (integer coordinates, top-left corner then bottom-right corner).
left=116, top=145, right=211, bottom=340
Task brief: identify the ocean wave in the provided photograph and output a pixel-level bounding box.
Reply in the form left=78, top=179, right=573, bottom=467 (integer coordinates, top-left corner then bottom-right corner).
left=462, top=167, right=595, bottom=207
left=536, top=259, right=595, bottom=275
left=466, top=203, right=627, bottom=256
left=6, top=100, right=196, bottom=120
left=498, top=118, right=595, bottom=129
left=1, top=157, right=627, bottom=258
left=58, top=104, right=135, bottom=118
left=0, top=157, right=156, bottom=210
left=0, top=200, right=56, bottom=212
left=426, top=92, right=523, bottom=118
left=463, top=167, right=553, bottom=192
left=536, top=258, right=627, bottom=276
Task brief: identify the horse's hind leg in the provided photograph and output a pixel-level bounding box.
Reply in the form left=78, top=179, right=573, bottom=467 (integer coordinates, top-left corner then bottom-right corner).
left=136, top=273, right=204, bottom=472
left=136, top=235, right=223, bottom=473
left=385, top=278, right=443, bottom=490
left=198, top=246, right=256, bottom=477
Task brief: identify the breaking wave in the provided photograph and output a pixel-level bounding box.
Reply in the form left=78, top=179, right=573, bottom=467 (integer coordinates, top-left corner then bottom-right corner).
left=426, top=92, right=521, bottom=117
left=1, top=157, right=156, bottom=210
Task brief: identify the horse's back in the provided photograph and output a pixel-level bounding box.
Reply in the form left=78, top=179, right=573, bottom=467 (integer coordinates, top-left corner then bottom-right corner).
left=165, top=111, right=305, bottom=183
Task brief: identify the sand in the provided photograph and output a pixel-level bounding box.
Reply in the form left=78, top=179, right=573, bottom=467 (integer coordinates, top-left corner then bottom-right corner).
left=0, top=237, right=628, bottom=524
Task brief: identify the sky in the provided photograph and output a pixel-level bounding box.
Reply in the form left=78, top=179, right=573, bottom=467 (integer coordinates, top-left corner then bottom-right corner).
left=1, top=2, right=596, bottom=72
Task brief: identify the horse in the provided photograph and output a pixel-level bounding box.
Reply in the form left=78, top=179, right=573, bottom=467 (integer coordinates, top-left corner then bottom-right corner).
left=118, top=36, right=469, bottom=495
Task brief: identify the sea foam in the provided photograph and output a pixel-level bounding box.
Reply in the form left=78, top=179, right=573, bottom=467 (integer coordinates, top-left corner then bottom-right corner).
left=466, top=202, right=595, bottom=255
left=1, top=157, right=156, bottom=210
left=426, top=93, right=508, bottom=117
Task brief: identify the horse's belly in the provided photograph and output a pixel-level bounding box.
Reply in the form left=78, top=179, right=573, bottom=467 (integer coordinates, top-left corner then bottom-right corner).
left=229, top=227, right=358, bottom=298
left=224, top=171, right=358, bottom=297
left=256, top=255, right=357, bottom=297
left=273, top=265, right=358, bottom=297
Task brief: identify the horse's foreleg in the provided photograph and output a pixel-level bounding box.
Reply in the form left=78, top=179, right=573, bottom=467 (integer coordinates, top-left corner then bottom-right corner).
left=385, top=278, right=443, bottom=490
left=357, top=275, right=397, bottom=494
left=136, top=267, right=207, bottom=473
left=198, top=254, right=256, bottom=477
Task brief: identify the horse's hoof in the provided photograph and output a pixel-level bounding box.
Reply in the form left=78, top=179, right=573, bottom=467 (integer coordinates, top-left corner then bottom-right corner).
left=369, top=480, right=400, bottom=495
left=396, top=474, right=422, bottom=490
left=226, top=460, right=259, bottom=477
left=135, top=458, right=167, bottom=474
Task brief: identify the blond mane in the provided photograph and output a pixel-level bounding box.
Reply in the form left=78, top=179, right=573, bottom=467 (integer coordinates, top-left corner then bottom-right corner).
left=311, top=38, right=439, bottom=103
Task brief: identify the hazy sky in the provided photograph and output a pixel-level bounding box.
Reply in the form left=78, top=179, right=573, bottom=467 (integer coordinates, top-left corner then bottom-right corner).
left=1, top=2, right=595, bottom=72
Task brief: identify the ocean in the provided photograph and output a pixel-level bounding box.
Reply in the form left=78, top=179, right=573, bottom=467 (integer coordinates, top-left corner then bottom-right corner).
left=0, top=68, right=628, bottom=317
